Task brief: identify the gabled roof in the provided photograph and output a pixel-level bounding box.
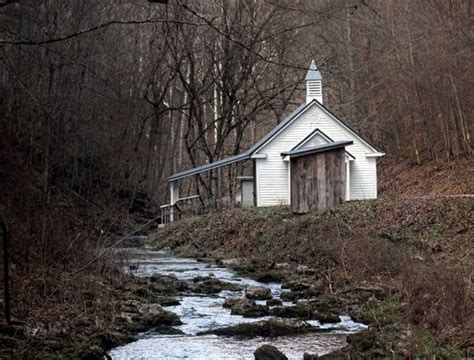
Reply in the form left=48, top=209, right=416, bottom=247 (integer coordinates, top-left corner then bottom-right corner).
left=290, top=128, right=356, bottom=160
left=168, top=98, right=383, bottom=182
left=315, top=101, right=384, bottom=154
left=305, top=60, right=322, bottom=81
left=282, top=140, right=353, bottom=158
left=252, top=99, right=384, bottom=155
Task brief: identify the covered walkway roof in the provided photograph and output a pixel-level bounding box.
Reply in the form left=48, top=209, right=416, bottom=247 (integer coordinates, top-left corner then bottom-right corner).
left=168, top=101, right=311, bottom=182
left=168, top=153, right=250, bottom=182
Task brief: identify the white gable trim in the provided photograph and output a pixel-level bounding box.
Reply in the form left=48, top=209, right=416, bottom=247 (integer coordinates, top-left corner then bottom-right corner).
left=292, top=128, right=356, bottom=160
left=252, top=102, right=314, bottom=155
left=313, top=101, right=383, bottom=155
left=253, top=99, right=383, bottom=156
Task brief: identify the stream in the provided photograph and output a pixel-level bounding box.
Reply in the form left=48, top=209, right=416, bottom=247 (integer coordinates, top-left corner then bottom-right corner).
left=109, top=249, right=367, bottom=359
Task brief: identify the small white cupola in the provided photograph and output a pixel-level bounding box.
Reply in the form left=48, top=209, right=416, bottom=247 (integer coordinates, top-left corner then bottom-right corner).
left=305, top=60, right=323, bottom=104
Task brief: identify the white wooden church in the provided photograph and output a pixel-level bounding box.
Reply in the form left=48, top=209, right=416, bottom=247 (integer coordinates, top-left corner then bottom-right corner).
left=164, top=60, right=384, bottom=220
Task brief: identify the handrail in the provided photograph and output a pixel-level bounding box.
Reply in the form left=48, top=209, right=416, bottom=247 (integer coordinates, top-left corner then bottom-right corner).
left=160, top=194, right=201, bottom=224
left=160, top=194, right=201, bottom=209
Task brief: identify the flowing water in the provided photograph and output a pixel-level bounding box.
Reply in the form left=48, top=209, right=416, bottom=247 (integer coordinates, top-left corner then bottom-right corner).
left=109, top=249, right=367, bottom=360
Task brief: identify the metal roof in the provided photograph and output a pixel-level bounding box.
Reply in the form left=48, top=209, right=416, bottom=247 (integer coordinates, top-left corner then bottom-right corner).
left=168, top=153, right=250, bottom=182
left=168, top=101, right=312, bottom=182
left=281, top=140, right=354, bottom=158
left=168, top=98, right=383, bottom=182
left=305, top=60, right=322, bottom=81
left=314, top=101, right=385, bottom=154
left=246, top=101, right=311, bottom=154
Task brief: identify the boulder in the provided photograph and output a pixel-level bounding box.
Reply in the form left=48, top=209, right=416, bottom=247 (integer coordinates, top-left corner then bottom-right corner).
left=138, top=303, right=165, bottom=316
left=199, top=318, right=322, bottom=337
left=121, top=300, right=141, bottom=313
left=254, top=270, right=284, bottom=283
left=266, top=299, right=283, bottom=307
left=155, top=297, right=181, bottom=306
left=303, top=353, right=320, bottom=360
left=270, top=304, right=312, bottom=319
left=308, top=297, right=342, bottom=313
left=223, top=297, right=244, bottom=308
left=128, top=301, right=182, bottom=330
left=231, top=302, right=270, bottom=318
left=137, top=310, right=182, bottom=328
left=309, top=297, right=343, bottom=323
left=150, top=273, right=176, bottom=283
left=153, top=326, right=184, bottom=335
left=284, top=281, right=313, bottom=292
left=245, top=286, right=272, bottom=300
left=270, top=303, right=340, bottom=323
left=223, top=298, right=269, bottom=317
left=254, top=344, right=288, bottom=360
left=150, top=273, right=188, bottom=293
left=281, top=280, right=325, bottom=299
left=82, top=345, right=107, bottom=359
left=93, top=331, right=136, bottom=350
left=116, top=312, right=134, bottom=325
left=312, top=311, right=340, bottom=324
left=280, top=291, right=296, bottom=302
left=192, top=276, right=243, bottom=294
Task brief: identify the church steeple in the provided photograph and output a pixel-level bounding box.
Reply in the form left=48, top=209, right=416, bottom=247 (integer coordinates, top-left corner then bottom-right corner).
left=305, top=60, right=323, bottom=104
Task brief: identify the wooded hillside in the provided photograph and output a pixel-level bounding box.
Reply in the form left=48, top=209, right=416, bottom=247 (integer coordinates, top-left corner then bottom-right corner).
left=0, top=0, right=472, bottom=345
left=1, top=0, right=472, bottom=207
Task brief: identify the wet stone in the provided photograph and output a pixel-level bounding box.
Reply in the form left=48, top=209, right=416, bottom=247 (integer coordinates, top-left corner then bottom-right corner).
left=270, top=303, right=341, bottom=323
left=223, top=297, right=244, bottom=308
left=110, top=250, right=364, bottom=359
left=191, top=276, right=243, bottom=294
left=199, top=318, right=320, bottom=338
left=149, top=273, right=189, bottom=294
left=245, top=286, right=272, bottom=300
left=223, top=298, right=270, bottom=317
left=231, top=302, right=270, bottom=318
left=254, top=270, right=284, bottom=283
left=254, top=344, right=288, bottom=360
left=303, top=353, right=320, bottom=359
left=155, top=297, right=180, bottom=306
left=270, top=304, right=313, bottom=319
left=267, top=298, right=283, bottom=307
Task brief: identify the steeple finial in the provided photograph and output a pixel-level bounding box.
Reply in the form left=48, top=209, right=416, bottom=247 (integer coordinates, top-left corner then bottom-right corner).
left=305, top=60, right=322, bottom=81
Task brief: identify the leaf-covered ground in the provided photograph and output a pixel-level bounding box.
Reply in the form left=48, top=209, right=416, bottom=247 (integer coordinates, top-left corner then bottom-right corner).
left=155, top=197, right=474, bottom=357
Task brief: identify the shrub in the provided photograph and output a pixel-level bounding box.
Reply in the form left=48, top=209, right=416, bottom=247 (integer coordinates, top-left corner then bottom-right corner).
left=401, top=263, right=473, bottom=333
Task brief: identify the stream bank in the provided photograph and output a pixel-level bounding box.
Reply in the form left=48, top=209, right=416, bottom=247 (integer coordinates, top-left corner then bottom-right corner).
left=110, top=249, right=367, bottom=359
left=154, top=199, right=474, bottom=358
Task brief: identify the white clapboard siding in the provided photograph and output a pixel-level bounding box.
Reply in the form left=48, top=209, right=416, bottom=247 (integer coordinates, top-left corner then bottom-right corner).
left=255, top=157, right=290, bottom=206
left=255, top=103, right=377, bottom=206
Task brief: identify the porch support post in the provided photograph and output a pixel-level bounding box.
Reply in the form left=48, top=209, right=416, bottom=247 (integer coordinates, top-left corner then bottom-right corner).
left=345, top=160, right=351, bottom=201
left=170, top=180, right=179, bottom=222
left=252, top=159, right=257, bottom=207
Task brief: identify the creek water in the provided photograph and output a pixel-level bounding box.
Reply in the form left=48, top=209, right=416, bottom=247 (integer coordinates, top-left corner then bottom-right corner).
left=109, top=249, right=366, bottom=360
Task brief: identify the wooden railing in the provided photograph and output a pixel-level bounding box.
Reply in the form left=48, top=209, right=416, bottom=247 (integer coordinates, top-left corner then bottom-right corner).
left=160, top=195, right=201, bottom=224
